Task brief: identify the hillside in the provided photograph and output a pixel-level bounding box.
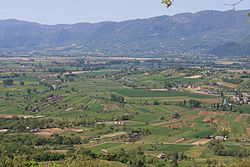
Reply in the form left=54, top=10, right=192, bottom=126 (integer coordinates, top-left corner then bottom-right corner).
left=0, top=10, right=249, bottom=56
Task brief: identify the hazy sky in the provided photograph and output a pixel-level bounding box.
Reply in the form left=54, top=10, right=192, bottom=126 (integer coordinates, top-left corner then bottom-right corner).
left=0, top=0, right=249, bottom=24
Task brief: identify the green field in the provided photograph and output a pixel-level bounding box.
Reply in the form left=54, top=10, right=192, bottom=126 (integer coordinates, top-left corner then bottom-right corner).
left=113, top=88, right=215, bottom=98
left=0, top=56, right=249, bottom=167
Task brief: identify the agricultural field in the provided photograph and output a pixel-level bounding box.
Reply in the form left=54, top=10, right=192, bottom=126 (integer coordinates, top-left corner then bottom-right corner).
left=0, top=56, right=250, bottom=166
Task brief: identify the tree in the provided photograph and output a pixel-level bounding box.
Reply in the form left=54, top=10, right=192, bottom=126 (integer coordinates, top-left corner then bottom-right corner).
left=12, top=155, right=37, bottom=167
left=27, top=89, right=32, bottom=94
left=189, top=99, right=201, bottom=108
left=172, top=112, right=181, bottom=119
left=3, top=79, right=14, bottom=86
left=19, top=81, right=25, bottom=86
left=220, top=130, right=230, bottom=137
left=153, top=100, right=160, bottom=105
left=110, top=94, right=125, bottom=104
left=0, top=156, right=12, bottom=167
left=5, top=92, right=10, bottom=99
left=183, top=100, right=187, bottom=106
left=162, top=0, right=173, bottom=8
left=131, top=157, right=145, bottom=167
left=64, top=155, right=101, bottom=167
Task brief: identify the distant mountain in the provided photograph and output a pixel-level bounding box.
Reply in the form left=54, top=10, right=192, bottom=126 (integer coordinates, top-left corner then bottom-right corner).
left=209, top=42, right=250, bottom=56
left=0, top=10, right=249, bottom=56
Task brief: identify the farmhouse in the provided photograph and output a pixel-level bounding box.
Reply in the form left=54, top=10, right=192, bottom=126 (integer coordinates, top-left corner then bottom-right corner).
left=233, top=92, right=250, bottom=105
left=0, top=129, right=9, bottom=133
left=90, top=136, right=101, bottom=141
left=113, top=121, right=125, bottom=125
left=242, top=93, right=250, bottom=104
left=39, top=79, right=61, bottom=87
left=215, top=136, right=227, bottom=141
left=128, top=132, right=142, bottom=141
left=157, top=153, right=166, bottom=159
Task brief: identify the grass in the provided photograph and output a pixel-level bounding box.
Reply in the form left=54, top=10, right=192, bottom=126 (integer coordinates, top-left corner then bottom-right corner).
left=237, top=105, right=250, bottom=114
left=231, top=122, right=247, bottom=138
left=147, top=144, right=194, bottom=152
left=0, top=58, right=249, bottom=166
left=88, top=142, right=123, bottom=154
left=189, top=128, right=217, bottom=139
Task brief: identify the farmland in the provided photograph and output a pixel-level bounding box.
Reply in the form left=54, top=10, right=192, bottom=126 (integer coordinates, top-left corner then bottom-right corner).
left=0, top=56, right=250, bottom=166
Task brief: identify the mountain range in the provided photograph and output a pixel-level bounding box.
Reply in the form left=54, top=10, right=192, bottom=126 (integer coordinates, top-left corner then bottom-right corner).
left=0, top=10, right=249, bottom=56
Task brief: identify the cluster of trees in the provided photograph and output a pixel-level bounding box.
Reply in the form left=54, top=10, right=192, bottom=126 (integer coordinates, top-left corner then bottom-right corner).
left=112, top=114, right=134, bottom=121
left=164, top=152, right=188, bottom=167
left=2, top=79, right=14, bottom=86
left=63, top=154, right=119, bottom=167
left=0, top=133, right=87, bottom=165
left=0, top=143, right=65, bottom=163
left=164, top=80, right=176, bottom=90
left=0, top=152, right=65, bottom=167
left=172, top=112, right=181, bottom=119
left=110, top=94, right=125, bottom=104
left=33, top=152, right=65, bottom=162
left=0, top=155, right=40, bottom=167
left=180, top=99, right=201, bottom=108
left=0, top=133, right=83, bottom=148
left=47, top=134, right=82, bottom=146
left=222, top=77, right=243, bottom=84
left=0, top=118, right=54, bottom=131
left=100, top=148, right=146, bottom=167
left=208, top=140, right=249, bottom=158
left=0, top=73, right=26, bottom=79
left=36, top=134, right=83, bottom=146
left=100, top=148, right=189, bottom=167
left=189, top=99, right=201, bottom=108
left=0, top=117, right=96, bottom=132
left=48, top=68, right=66, bottom=73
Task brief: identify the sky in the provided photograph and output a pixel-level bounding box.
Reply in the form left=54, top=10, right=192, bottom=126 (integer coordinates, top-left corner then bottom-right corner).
left=0, top=0, right=249, bottom=24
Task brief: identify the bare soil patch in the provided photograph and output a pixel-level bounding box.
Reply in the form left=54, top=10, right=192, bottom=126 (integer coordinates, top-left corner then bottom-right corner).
left=199, top=98, right=220, bottom=104
left=217, top=82, right=238, bottom=89
left=49, top=150, right=67, bottom=153
left=65, top=128, right=84, bottom=132
left=199, top=111, right=225, bottom=123
left=102, top=104, right=120, bottom=111
left=175, top=138, right=186, bottom=143
left=101, top=132, right=127, bottom=139
left=164, top=116, right=199, bottom=129
left=215, top=61, right=238, bottom=65
left=152, top=119, right=179, bottom=126
left=199, top=111, right=225, bottom=116
left=247, top=128, right=250, bottom=137
left=166, top=122, right=188, bottom=129
left=227, top=69, right=250, bottom=73
left=0, top=114, right=44, bottom=119
left=80, top=136, right=90, bottom=139
left=63, top=71, right=86, bottom=75
left=186, top=75, right=202, bottom=79
left=34, top=128, right=64, bottom=138
left=65, top=107, right=74, bottom=112
left=192, top=139, right=211, bottom=145
left=203, top=116, right=216, bottom=123
left=0, top=114, right=14, bottom=118
left=234, top=115, right=243, bottom=123
left=182, top=116, right=199, bottom=122
left=191, top=123, right=196, bottom=128
left=150, top=89, right=168, bottom=91
left=34, top=128, right=84, bottom=138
